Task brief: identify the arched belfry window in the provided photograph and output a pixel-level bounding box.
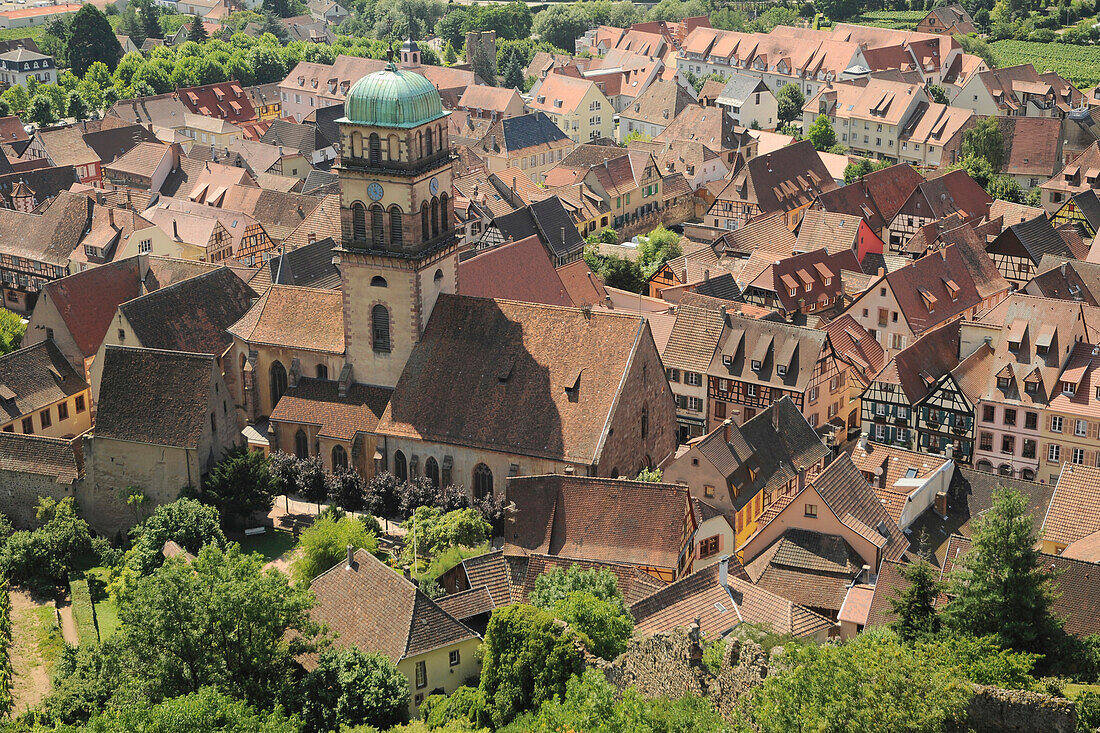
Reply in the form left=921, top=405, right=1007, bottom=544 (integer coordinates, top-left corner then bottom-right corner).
left=372, top=304, right=391, bottom=352
left=368, top=133, right=381, bottom=164
left=352, top=202, right=366, bottom=241
left=389, top=206, right=403, bottom=246
left=371, top=205, right=385, bottom=248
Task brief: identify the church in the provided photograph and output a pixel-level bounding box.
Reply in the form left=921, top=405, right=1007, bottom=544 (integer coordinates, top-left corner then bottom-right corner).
left=228, top=54, right=678, bottom=496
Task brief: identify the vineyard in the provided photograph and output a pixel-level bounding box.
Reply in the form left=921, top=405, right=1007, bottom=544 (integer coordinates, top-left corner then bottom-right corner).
left=851, top=10, right=925, bottom=29
left=990, top=39, right=1100, bottom=89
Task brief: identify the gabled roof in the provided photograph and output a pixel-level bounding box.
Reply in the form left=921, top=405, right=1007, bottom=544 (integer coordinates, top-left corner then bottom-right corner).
left=815, top=163, right=923, bottom=232
left=0, top=189, right=91, bottom=265
left=1043, top=463, right=1100, bottom=548
left=0, top=341, right=87, bottom=423
left=849, top=440, right=952, bottom=526
left=458, top=84, right=522, bottom=114
left=250, top=235, right=340, bottom=291
left=375, top=295, right=649, bottom=464
left=620, top=78, right=695, bottom=125
left=661, top=297, right=725, bottom=373
left=809, top=453, right=909, bottom=561
left=309, top=548, right=478, bottom=667
left=503, top=474, right=689, bottom=570
left=260, top=118, right=332, bottom=155
left=268, top=377, right=391, bottom=441
left=228, top=285, right=344, bottom=354
left=528, top=72, right=602, bottom=116
left=714, top=140, right=836, bottom=215
left=709, top=312, right=827, bottom=394
left=744, top=527, right=865, bottom=612
left=38, top=257, right=145, bottom=358
left=871, top=319, right=960, bottom=403
left=489, top=197, right=584, bottom=261
left=996, top=214, right=1074, bottom=265
left=175, top=81, right=256, bottom=125
left=457, top=235, right=573, bottom=307
left=823, top=313, right=886, bottom=380
left=94, top=346, right=214, bottom=449
left=0, top=432, right=82, bottom=483
left=119, top=267, right=257, bottom=355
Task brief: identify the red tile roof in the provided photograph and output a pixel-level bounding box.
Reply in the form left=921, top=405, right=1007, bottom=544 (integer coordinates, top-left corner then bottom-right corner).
left=456, top=235, right=573, bottom=307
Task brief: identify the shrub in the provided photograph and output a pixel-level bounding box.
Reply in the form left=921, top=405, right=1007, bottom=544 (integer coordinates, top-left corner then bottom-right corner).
left=0, top=578, right=12, bottom=717
left=291, top=514, right=378, bottom=585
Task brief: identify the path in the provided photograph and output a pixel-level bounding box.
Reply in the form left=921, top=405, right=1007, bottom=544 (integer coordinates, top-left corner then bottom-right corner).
left=56, top=599, right=78, bottom=646
left=9, top=591, right=51, bottom=713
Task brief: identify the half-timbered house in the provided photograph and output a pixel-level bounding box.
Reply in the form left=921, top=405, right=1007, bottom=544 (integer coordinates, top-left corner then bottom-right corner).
left=915, top=362, right=978, bottom=463
left=1050, top=189, right=1100, bottom=238
left=884, top=169, right=991, bottom=253
left=985, top=214, right=1077, bottom=286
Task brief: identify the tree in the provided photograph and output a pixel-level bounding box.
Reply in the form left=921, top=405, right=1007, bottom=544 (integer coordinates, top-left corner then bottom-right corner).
left=119, top=544, right=321, bottom=707
left=530, top=564, right=627, bottom=613
left=28, top=93, right=57, bottom=126
left=399, top=476, right=439, bottom=519
left=127, top=498, right=226, bottom=576
left=986, top=174, right=1023, bottom=203
left=636, top=466, right=662, bottom=482
left=0, top=497, right=93, bottom=591
left=532, top=4, right=591, bottom=52
left=136, top=0, right=163, bottom=39
left=295, top=455, right=329, bottom=511
left=300, top=647, right=409, bottom=732
left=267, top=450, right=299, bottom=496
left=814, top=0, right=859, bottom=20
left=66, top=91, right=89, bottom=122
left=954, top=33, right=995, bottom=68
left=0, top=309, right=25, bottom=355
left=478, top=604, right=587, bottom=727
left=202, top=446, right=277, bottom=522
left=502, top=49, right=524, bottom=90
left=402, top=507, right=490, bottom=565
left=291, top=513, right=378, bottom=585
left=890, top=557, right=942, bottom=642
left=328, top=467, right=366, bottom=513
left=844, top=157, right=890, bottom=184
left=365, top=471, right=401, bottom=520
left=776, top=83, right=805, bottom=126
left=636, top=224, right=682, bottom=279
left=944, top=489, right=1062, bottom=656
left=68, top=5, right=123, bottom=75
left=807, top=113, right=837, bottom=151
left=262, top=0, right=292, bottom=17
left=41, top=15, right=73, bottom=68
left=961, top=116, right=1004, bottom=171
left=551, top=591, right=633, bottom=660
left=442, top=40, right=457, bottom=66
left=258, top=10, right=290, bottom=43
left=118, top=6, right=147, bottom=50
left=928, top=84, right=949, bottom=104
left=188, top=14, right=208, bottom=42
left=469, top=37, right=498, bottom=86
left=951, top=154, right=994, bottom=188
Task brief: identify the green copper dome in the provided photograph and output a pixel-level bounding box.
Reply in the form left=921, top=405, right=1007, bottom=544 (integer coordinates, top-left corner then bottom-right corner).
left=342, top=62, right=447, bottom=129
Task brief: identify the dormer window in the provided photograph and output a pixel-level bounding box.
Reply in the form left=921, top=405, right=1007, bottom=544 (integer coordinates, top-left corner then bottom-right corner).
left=824, top=277, right=832, bottom=286
left=723, top=354, right=733, bottom=366
left=997, top=376, right=1010, bottom=390
left=751, top=359, right=762, bottom=371
left=789, top=287, right=797, bottom=297
left=777, top=365, right=787, bottom=376
left=1025, top=381, right=1039, bottom=395
left=1063, top=381, right=1077, bottom=395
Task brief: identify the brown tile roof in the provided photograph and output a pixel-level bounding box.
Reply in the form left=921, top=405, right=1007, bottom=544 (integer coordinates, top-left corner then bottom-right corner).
left=176, top=81, right=257, bottom=124
left=849, top=440, right=952, bottom=526
left=1063, top=530, right=1100, bottom=563
left=0, top=341, right=87, bottom=423
left=1043, top=463, right=1100, bottom=548
left=38, top=257, right=145, bottom=359
left=871, top=319, right=960, bottom=403
left=714, top=140, right=837, bottom=216
left=630, top=561, right=833, bottom=639
left=0, top=432, right=82, bottom=483
left=0, top=189, right=92, bottom=266
left=458, top=550, right=514, bottom=607
left=228, top=285, right=344, bottom=354
left=654, top=104, right=749, bottom=155
left=815, top=164, right=923, bottom=233
left=215, top=186, right=324, bottom=242
left=282, top=193, right=342, bottom=250
left=94, top=346, right=214, bottom=449
left=812, top=453, right=909, bottom=562
left=824, top=313, right=886, bottom=380
left=376, top=295, right=649, bottom=463
left=795, top=209, right=861, bottom=255
left=435, top=585, right=494, bottom=620
left=309, top=548, right=478, bottom=667
left=709, top=312, right=828, bottom=395
left=864, top=558, right=911, bottom=628
left=989, top=199, right=1044, bottom=228
left=661, top=298, right=725, bottom=373
left=104, top=142, right=172, bottom=179
left=513, top=554, right=667, bottom=606
left=502, top=474, right=689, bottom=571
left=745, top=528, right=864, bottom=612
left=619, top=78, right=695, bottom=125
left=555, top=259, right=608, bottom=307
left=268, top=377, right=391, bottom=441
left=528, top=72, right=602, bottom=117
left=458, top=85, right=521, bottom=114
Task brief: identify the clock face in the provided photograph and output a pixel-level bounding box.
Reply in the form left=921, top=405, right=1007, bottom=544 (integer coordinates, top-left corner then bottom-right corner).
left=367, top=182, right=384, bottom=201
left=429, top=177, right=439, bottom=196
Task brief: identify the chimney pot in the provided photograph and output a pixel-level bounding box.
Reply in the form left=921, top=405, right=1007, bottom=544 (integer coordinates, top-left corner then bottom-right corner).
left=345, top=544, right=354, bottom=569
left=719, top=556, right=729, bottom=589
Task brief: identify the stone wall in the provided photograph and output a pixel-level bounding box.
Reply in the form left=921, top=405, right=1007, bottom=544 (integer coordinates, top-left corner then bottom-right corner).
left=617, top=198, right=696, bottom=242
left=956, top=686, right=1077, bottom=733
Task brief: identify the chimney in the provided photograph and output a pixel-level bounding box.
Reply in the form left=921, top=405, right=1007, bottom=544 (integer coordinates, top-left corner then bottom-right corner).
left=1061, top=262, right=1068, bottom=277
left=108, top=208, right=114, bottom=228
left=945, top=443, right=954, bottom=460
left=723, top=418, right=732, bottom=443
left=704, top=268, right=710, bottom=281
left=561, top=226, right=566, bottom=251
left=172, top=219, right=179, bottom=239
left=345, top=544, right=354, bottom=569
left=718, top=556, right=729, bottom=590
left=877, top=267, right=885, bottom=277
left=681, top=267, right=688, bottom=283
left=934, top=491, right=948, bottom=518
left=858, top=432, right=868, bottom=451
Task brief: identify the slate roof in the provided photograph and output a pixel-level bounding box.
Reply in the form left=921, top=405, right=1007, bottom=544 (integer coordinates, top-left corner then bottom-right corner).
left=227, top=285, right=344, bottom=354
left=308, top=548, right=478, bottom=667
left=260, top=118, right=332, bottom=155
left=503, top=474, right=689, bottom=570
left=0, top=165, right=81, bottom=213
left=997, top=214, right=1075, bottom=265
left=119, top=267, right=257, bottom=355
left=94, top=346, right=214, bottom=449
left=377, top=295, right=650, bottom=463
left=268, top=377, right=391, bottom=441
left=250, top=236, right=340, bottom=291
left=630, top=561, right=833, bottom=639
left=0, top=341, right=87, bottom=423
left=0, top=432, right=82, bottom=482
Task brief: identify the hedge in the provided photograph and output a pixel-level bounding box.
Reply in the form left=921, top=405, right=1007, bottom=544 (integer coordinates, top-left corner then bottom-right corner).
left=69, top=578, right=98, bottom=646
left=0, top=578, right=12, bottom=716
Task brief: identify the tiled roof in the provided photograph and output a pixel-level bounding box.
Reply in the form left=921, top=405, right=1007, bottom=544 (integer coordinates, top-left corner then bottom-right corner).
left=268, top=377, right=391, bottom=440
left=0, top=341, right=86, bottom=423
left=1063, top=530, right=1100, bottom=562
left=849, top=440, right=951, bottom=526
left=714, top=140, right=836, bottom=216
left=0, top=189, right=91, bottom=265
left=864, top=558, right=912, bottom=627
left=435, top=585, right=494, bottom=620
left=216, top=186, right=326, bottom=242
left=708, top=312, right=828, bottom=394
left=308, top=548, right=478, bottom=667
left=660, top=297, right=725, bottom=373
left=38, top=257, right=145, bottom=358
left=104, top=142, right=171, bottom=179
left=457, top=235, right=572, bottom=307
left=815, top=163, right=923, bottom=233
left=108, top=94, right=190, bottom=128
left=999, top=214, right=1074, bottom=264
left=94, top=346, right=214, bottom=449
left=1043, top=463, right=1100, bottom=547
left=119, top=268, right=257, bottom=355
left=282, top=193, right=342, bottom=250
left=823, top=313, right=885, bottom=380
left=227, top=285, right=344, bottom=354
left=527, top=72, right=601, bottom=116
left=619, top=78, right=695, bottom=125
left=458, top=85, right=521, bottom=114
left=260, top=118, right=331, bottom=155
left=555, top=259, right=609, bottom=307
left=176, top=81, right=256, bottom=125
left=795, top=209, right=861, bottom=255
left=871, top=319, right=960, bottom=403
left=989, top=199, right=1045, bottom=228
left=810, top=453, right=909, bottom=562
left=630, top=562, right=833, bottom=639
left=503, top=474, right=689, bottom=570
left=35, top=126, right=99, bottom=167
left=512, top=554, right=667, bottom=606
left=745, top=528, right=864, bottom=612
left=0, top=432, right=82, bottom=482
left=654, top=104, right=750, bottom=154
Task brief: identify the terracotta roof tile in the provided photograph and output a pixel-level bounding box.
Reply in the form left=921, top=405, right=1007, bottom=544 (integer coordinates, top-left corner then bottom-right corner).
left=228, top=285, right=344, bottom=354
left=0, top=341, right=87, bottom=423
left=1043, top=463, right=1100, bottom=547
left=0, top=432, right=82, bottom=482
left=269, top=377, right=391, bottom=440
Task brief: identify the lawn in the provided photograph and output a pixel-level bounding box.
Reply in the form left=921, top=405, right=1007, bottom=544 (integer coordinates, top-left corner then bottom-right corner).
left=851, top=10, right=925, bottom=29
left=92, top=597, right=120, bottom=643
left=237, top=529, right=297, bottom=564
left=33, top=606, right=63, bottom=672
left=990, top=39, right=1100, bottom=89
left=1067, top=682, right=1100, bottom=698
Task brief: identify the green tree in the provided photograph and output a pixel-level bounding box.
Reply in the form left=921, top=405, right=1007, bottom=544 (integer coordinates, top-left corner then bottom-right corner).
left=402, top=507, right=490, bottom=566
left=469, top=37, right=498, bottom=86
left=41, top=15, right=73, bottom=68
left=890, top=557, right=942, bottom=642
left=28, top=94, right=58, bottom=126
left=126, top=498, right=226, bottom=576
left=636, top=466, right=662, bottom=482
left=442, top=39, right=457, bottom=65
left=954, top=33, right=995, bottom=68
left=928, top=84, right=949, bottom=104
left=987, top=174, right=1023, bottom=203
left=961, top=116, right=1004, bottom=171
left=776, top=83, right=805, bottom=126
left=814, top=0, right=859, bottom=20
left=944, top=489, right=1062, bottom=656
left=478, top=604, right=587, bottom=727
left=188, top=14, right=208, bottom=42
left=202, top=446, right=277, bottom=522
left=0, top=309, right=25, bottom=355
left=136, top=0, right=163, bottom=39
left=259, top=10, right=290, bottom=42
left=327, top=467, right=366, bottom=513
left=0, top=497, right=93, bottom=591
left=532, top=4, right=590, bottom=52
left=636, top=224, right=681, bottom=279
left=1, top=85, right=29, bottom=116
left=807, top=113, right=837, bottom=151
left=551, top=591, right=633, bottom=660
left=119, top=544, right=321, bottom=707
left=365, top=471, right=401, bottom=520
left=66, top=91, right=89, bottom=122
left=295, top=455, right=329, bottom=511
left=529, top=564, right=627, bottom=613
left=68, top=5, right=123, bottom=75
left=299, top=647, right=409, bottom=732
left=502, top=49, right=524, bottom=90
left=118, top=6, right=147, bottom=50
left=291, top=513, right=377, bottom=585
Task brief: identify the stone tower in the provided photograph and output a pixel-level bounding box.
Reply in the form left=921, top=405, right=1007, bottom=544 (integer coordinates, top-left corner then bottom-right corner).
left=335, top=54, right=460, bottom=388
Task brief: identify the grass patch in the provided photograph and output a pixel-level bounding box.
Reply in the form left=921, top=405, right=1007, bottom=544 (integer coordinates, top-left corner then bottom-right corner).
left=91, top=598, right=119, bottom=643
left=0, top=26, right=45, bottom=46
left=852, top=10, right=925, bottom=29
left=33, top=606, right=62, bottom=674
left=238, top=529, right=297, bottom=564
left=1067, top=682, right=1100, bottom=698
left=68, top=579, right=97, bottom=646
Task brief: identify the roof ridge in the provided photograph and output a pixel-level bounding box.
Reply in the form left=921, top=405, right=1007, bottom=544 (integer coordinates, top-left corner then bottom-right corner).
left=103, top=343, right=216, bottom=361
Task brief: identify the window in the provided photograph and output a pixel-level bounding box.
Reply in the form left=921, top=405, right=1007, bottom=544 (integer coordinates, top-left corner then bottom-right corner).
left=270, top=361, right=288, bottom=407
left=1025, top=412, right=1038, bottom=430
left=75, top=395, right=85, bottom=413
left=687, top=396, right=703, bottom=411
left=1023, top=439, right=1036, bottom=459
left=804, top=503, right=817, bottom=517
left=1076, top=419, right=1088, bottom=437
left=983, top=405, right=995, bottom=423
left=371, top=205, right=385, bottom=248
left=876, top=403, right=887, bottom=417
left=295, top=429, right=309, bottom=458
left=394, top=450, right=407, bottom=481
left=40, top=407, right=58, bottom=430
left=1051, top=415, right=1064, bottom=433
left=666, top=368, right=680, bottom=382
left=751, top=359, right=761, bottom=371
left=57, top=401, right=67, bottom=421
left=808, top=386, right=818, bottom=403
left=1003, top=409, right=1016, bottom=427
left=415, top=661, right=427, bottom=689
left=138, top=239, right=151, bottom=254
left=699, top=535, right=720, bottom=558
left=352, top=203, right=366, bottom=241
left=714, top=401, right=726, bottom=419
left=425, top=457, right=439, bottom=487
left=1049, top=444, right=1061, bottom=463
left=390, top=206, right=403, bottom=246
left=1001, top=435, right=1014, bottom=454
left=372, top=305, right=391, bottom=352
left=704, top=485, right=714, bottom=497
left=449, top=650, right=460, bottom=667
left=979, top=432, right=993, bottom=451
left=473, top=463, right=493, bottom=500
left=21, top=417, right=31, bottom=434
left=747, top=384, right=757, bottom=397
left=332, top=445, right=348, bottom=471
left=1073, top=447, right=1085, bottom=465
left=777, top=365, right=787, bottom=377
left=897, top=406, right=908, bottom=420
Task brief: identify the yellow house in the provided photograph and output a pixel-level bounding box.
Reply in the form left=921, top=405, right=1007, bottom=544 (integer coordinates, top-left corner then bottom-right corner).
left=309, top=548, right=482, bottom=718
left=245, top=82, right=283, bottom=121
left=527, top=72, right=615, bottom=144
left=175, top=112, right=242, bottom=149
left=0, top=340, right=91, bottom=439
